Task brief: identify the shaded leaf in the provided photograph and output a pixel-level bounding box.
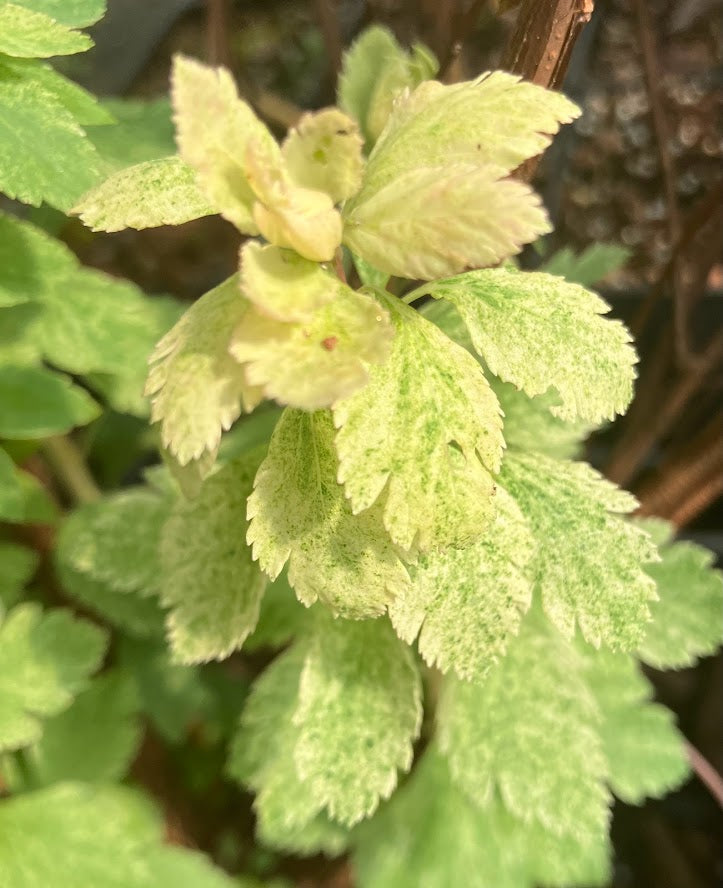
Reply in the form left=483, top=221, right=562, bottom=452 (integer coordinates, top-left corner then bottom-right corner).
left=0, top=365, right=99, bottom=438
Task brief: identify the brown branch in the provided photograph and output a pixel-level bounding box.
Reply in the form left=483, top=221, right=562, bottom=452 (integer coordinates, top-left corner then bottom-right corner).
left=314, top=0, right=343, bottom=77
left=41, top=436, right=101, bottom=505
left=206, top=0, right=230, bottom=67
left=686, top=742, right=723, bottom=809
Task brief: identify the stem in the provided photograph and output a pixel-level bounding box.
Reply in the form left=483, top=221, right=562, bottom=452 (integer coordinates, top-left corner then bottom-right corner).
left=686, top=742, right=723, bottom=809
left=401, top=284, right=432, bottom=305
left=333, top=248, right=347, bottom=284
left=42, top=436, right=101, bottom=505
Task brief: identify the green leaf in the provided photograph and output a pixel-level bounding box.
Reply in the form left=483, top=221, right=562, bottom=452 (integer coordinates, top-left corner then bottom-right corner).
left=85, top=97, right=176, bottom=170
left=228, top=645, right=342, bottom=854
left=244, top=571, right=313, bottom=652
left=352, top=253, right=389, bottom=290
left=0, top=56, right=112, bottom=125
left=0, top=448, right=25, bottom=523
left=294, top=615, right=422, bottom=825
left=117, top=636, right=210, bottom=744
left=501, top=452, right=658, bottom=648
left=0, top=365, right=99, bottom=437
left=338, top=26, right=438, bottom=147
left=159, top=452, right=268, bottom=664
left=0, top=3, right=92, bottom=58
left=357, top=73, right=579, bottom=195
left=0, top=540, right=37, bottom=614
left=247, top=409, right=411, bottom=618
left=0, top=782, right=241, bottom=888
left=0, top=58, right=101, bottom=209
left=230, top=281, right=393, bottom=411
left=10, top=0, right=106, bottom=28
left=0, top=603, right=107, bottom=752
left=240, top=240, right=335, bottom=322
left=73, top=156, right=215, bottom=232
left=438, top=605, right=610, bottom=839
left=541, top=243, right=631, bottom=286
left=343, top=163, right=550, bottom=279
left=146, top=275, right=262, bottom=465
left=352, top=748, right=610, bottom=888
left=389, top=487, right=534, bottom=680
left=171, top=54, right=276, bottom=233
left=0, top=451, right=56, bottom=524
left=333, top=293, right=503, bottom=551
left=57, top=487, right=170, bottom=597
left=55, top=562, right=166, bottom=639
left=636, top=519, right=723, bottom=669
left=281, top=108, right=364, bottom=203
left=4, top=671, right=141, bottom=788
left=424, top=267, right=636, bottom=423
left=580, top=646, right=689, bottom=804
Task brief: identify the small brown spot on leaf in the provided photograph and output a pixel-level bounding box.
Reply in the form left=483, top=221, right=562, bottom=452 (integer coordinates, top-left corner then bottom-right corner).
left=321, top=336, right=338, bottom=351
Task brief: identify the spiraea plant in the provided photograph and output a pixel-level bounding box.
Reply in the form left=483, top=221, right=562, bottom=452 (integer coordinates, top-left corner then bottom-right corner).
left=1, top=10, right=721, bottom=887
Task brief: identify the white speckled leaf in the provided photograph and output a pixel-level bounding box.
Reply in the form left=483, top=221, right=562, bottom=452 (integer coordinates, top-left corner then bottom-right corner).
left=146, top=275, right=263, bottom=465
left=247, top=409, right=410, bottom=618
left=501, top=452, right=659, bottom=648
left=293, top=614, right=422, bottom=825
left=160, top=451, right=268, bottom=664
left=389, top=487, right=534, bottom=680
left=73, top=156, right=214, bottom=232
left=333, top=292, right=503, bottom=551
left=0, top=4, right=91, bottom=58
left=425, top=267, right=636, bottom=423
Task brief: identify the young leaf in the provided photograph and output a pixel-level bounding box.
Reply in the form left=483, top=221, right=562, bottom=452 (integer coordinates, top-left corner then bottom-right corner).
left=171, top=54, right=276, bottom=233
left=0, top=603, right=107, bottom=752
left=343, top=163, right=550, bottom=279
left=0, top=59, right=101, bottom=209
left=146, top=275, right=262, bottom=465
left=338, top=25, right=438, bottom=147
left=0, top=4, right=92, bottom=58
left=0, top=782, right=242, bottom=888
left=4, top=671, right=141, bottom=789
left=57, top=487, right=170, bottom=597
left=389, top=487, right=534, bottom=680
left=333, top=293, right=503, bottom=551
left=580, top=646, right=689, bottom=804
left=230, top=283, right=393, bottom=411
left=635, top=519, right=723, bottom=669
left=240, top=240, right=335, bottom=323
left=9, top=0, right=106, bottom=28
left=293, top=615, right=422, bottom=825
left=247, top=409, right=411, bottom=618
left=244, top=136, right=343, bottom=262
left=281, top=108, right=364, bottom=204
left=501, top=452, right=658, bottom=648
left=0, top=365, right=99, bottom=438
left=438, top=606, right=610, bottom=839
left=424, top=266, right=636, bottom=423
left=73, top=156, right=215, bottom=232
left=159, top=452, right=268, bottom=664
left=352, top=748, right=610, bottom=888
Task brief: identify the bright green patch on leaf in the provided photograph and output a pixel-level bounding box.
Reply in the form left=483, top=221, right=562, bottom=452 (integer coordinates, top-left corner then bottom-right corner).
left=282, top=108, right=364, bottom=204
left=230, top=282, right=393, bottom=411
left=247, top=409, right=410, bottom=618
left=73, top=156, right=215, bottom=232
left=541, top=242, right=631, bottom=287
left=636, top=519, right=723, bottom=668
left=0, top=603, right=107, bottom=752
left=501, top=452, right=658, bottom=648
left=146, top=275, right=262, bottom=465
left=390, top=487, right=534, bottom=680
left=333, top=292, right=503, bottom=551
left=0, top=3, right=92, bottom=58
left=159, top=451, right=268, bottom=664
left=423, top=266, right=636, bottom=423
left=293, top=615, right=422, bottom=825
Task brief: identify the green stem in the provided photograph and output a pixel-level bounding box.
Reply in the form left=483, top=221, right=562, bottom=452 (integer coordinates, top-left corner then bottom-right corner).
left=42, top=436, right=101, bottom=505
left=401, top=283, right=432, bottom=305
